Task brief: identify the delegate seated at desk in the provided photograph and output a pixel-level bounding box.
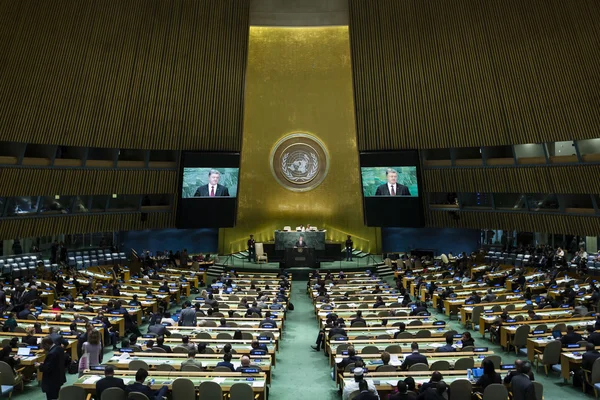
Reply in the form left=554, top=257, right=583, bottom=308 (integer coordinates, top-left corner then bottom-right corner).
left=295, top=236, right=307, bottom=248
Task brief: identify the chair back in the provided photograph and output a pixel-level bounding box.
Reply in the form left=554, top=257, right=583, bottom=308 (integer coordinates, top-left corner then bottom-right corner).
left=172, top=378, right=196, bottom=400
left=533, top=324, right=547, bottom=332
left=532, top=381, right=543, bottom=400
left=376, top=365, right=397, bottom=372
left=348, top=390, right=360, bottom=400
left=397, top=332, right=413, bottom=339
left=198, top=381, right=223, bottom=400
left=335, top=344, right=349, bottom=354
left=351, top=321, right=366, bottom=327
left=156, top=363, right=175, bottom=371
left=241, top=332, right=254, bottom=340
left=128, top=392, right=150, bottom=400
left=552, top=323, right=567, bottom=332
left=216, top=333, right=232, bottom=340
left=542, top=340, right=562, bottom=365
left=482, top=383, right=508, bottom=400
left=483, top=355, right=501, bottom=369
left=0, top=362, right=15, bottom=385
left=181, top=364, right=203, bottom=372
left=173, top=346, right=190, bottom=354
left=230, top=382, right=254, bottom=400
left=361, top=345, right=380, bottom=354
left=504, top=304, right=516, bottom=312
left=377, top=334, right=392, bottom=339
left=462, top=346, right=474, bottom=352
left=591, top=357, right=600, bottom=384
left=454, top=357, right=474, bottom=370
left=255, top=243, right=265, bottom=256
left=513, top=325, right=530, bottom=348
left=128, top=360, right=150, bottom=371
left=409, top=363, right=429, bottom=371
left=380, top=345, right=401, bottom=354
left=416, top=330, right=431, bottom=338
left=195, top=332, right=212, bottom=339
left=449, top=379, right=472, bottom=400
left=59, top=385, right=86, bottom=400
left=213, top=366, right=234, bottom=372
left=151, top=347, right=166, bottom=353
left=430, top=360, right=450, bottom=370
left=408, top=320, right=422, bottom=327
left=101, top=387, right=127, bottom=400
left=344, top=363, right=356, bottom=373
left=471, top=306, right=483, bottom=322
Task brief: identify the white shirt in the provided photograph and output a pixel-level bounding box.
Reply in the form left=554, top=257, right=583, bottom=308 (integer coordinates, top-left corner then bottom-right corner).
left=342, top=380, right=379, bottom=400
left=388, top=184, right=397, bottom=195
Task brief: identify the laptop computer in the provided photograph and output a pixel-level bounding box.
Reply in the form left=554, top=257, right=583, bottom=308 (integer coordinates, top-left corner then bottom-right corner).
left=17, top=347, right=31, bottom=356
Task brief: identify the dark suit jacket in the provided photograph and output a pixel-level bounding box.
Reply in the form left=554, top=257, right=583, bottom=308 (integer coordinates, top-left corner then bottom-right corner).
left=194, top=184, right=229, bottom=197
left=96, top=376, right=126, bottom=399
left=582, top=350, right=600, bottom=370
left=476, top=373, right=502, bottom=390
left=295, top=240, right=307, bottom=248
left=39, top=345, right=66, bottom=394
left=126, top=382, right=160, bottom=399
left=510, top=374, right=536, bottom=400
left=588, top=332, right=600, bottom=346
left=148, top=324, right=170, bottom=337
left=354, top=390, right=379, bottom=400
left=417, top=388, right=446, bottom=400
left=401, top=352, right=428, bottom=370
left=375, top=183, right=410, bottom=196
left=561, top=332, right=583, bottom=346
left=436, top=345, right=456, bottom=352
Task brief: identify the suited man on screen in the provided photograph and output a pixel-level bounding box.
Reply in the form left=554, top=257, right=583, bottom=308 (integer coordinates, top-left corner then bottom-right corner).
left=194, top=169, right=230, bottom=197
left=375, top=168, right=410, bottom=196
left=295, top=236, right=307, bottom=248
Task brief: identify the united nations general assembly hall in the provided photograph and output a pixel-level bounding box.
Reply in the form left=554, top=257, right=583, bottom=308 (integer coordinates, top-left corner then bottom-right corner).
left=1, top=1, right=600, bottom=400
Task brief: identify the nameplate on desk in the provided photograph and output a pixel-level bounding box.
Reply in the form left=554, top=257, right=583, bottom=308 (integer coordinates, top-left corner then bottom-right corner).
left=119, top=348, right=134, bottom=352
left=258, top=336, right=270, bottom=341
left=474, top=347, right=488, bottom=352
left=506, top=319, right=516, bottom=323
left=335, top=337, right=348, bottom=341
left=465, top=301, right=474, bottom=305
left=433, top=321, right=445, bottom=326
left=142, top=334, right=154, bottom=338
left=294, top=257, right=306, bottom=261
left=561, top=304, right=570, bottom=308
left=110, top=311, right=120, bottom=314
left=454, top=334, right=462, bottom=338
left=532, top=330, right=545, bottom=334
left=500, top=364, right=515, bottom=370
left=567, top=344, right=579, bottom=348
left=484, top=310, right=493, bottom=314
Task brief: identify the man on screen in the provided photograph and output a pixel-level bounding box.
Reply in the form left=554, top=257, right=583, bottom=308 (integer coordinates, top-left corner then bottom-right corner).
left=374, top=168, right=410, bottom=196
left=295, top=236, right=307, bottom=248
left=194, top=169, right=230, bottom=197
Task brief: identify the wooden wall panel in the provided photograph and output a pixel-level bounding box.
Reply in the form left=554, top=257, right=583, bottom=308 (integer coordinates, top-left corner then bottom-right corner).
left=349, top=0, right=600, bottom=150
left=423, top=165, right=600, bottom=195
left=0, top=168, right=177, bottom=196
left=0, top=0, right=249, bottom=150
left=426, top=208, right=600, bottom=237
left=0, top=212, right=175, bottom=240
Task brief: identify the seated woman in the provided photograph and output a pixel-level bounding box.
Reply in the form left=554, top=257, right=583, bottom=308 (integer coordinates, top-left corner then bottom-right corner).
left=476, top=358, right=502, bottom=390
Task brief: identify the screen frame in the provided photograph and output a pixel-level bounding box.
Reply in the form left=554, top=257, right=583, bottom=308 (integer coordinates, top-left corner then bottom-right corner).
left=176, top=151, right=241, bottom=228
left=359, top=150, right=424, bottom=227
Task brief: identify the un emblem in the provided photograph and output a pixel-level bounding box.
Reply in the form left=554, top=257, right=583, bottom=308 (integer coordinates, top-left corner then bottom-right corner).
left=270, top=133, right=329, bottom=192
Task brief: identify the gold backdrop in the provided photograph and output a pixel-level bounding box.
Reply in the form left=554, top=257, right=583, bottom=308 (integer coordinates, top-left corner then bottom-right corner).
left=220, top=27, right=380, bottom=255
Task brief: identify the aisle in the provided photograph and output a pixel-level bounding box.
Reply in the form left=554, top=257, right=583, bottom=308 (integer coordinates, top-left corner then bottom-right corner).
left=269, top=280, right=339, bottom=400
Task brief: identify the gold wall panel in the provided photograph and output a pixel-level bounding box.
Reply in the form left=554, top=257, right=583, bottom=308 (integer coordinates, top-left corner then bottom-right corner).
left=423, top=165, right=600, bottom=195
left=0, top=0, right=249, bottom=150
left=0, top=168, right=177, bottom=196
left=0, top=212, right=175, bottom=240
left=348, top=0, right=600, bottom=150
left=220, top=27, right=380, bottom=254
left=426, top=208, right=600, bottom=237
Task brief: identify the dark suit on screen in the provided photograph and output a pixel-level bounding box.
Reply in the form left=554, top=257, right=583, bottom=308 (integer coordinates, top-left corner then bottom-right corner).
left=295, top=240, right=307, bottom=248
left=375, top=183, right=410, bottom=196
left=194, top=184, right=230, bottom=197
left=510, top=374, right=536, bottom=400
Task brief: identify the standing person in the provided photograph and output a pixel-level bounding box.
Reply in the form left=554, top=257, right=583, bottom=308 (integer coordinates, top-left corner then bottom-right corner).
left=510, top=362, right=536, bottom=400
left=248, top=235, right=256, bottom=263
left=79, top=330, right=102, bottom=374
left=59, top=242, right=68, bottom=265
left=50, top=242, right=59, bottom=264
left=180, top=249, right=188, bottom=268
left=180, top=301, right=197, bottom=327
left=35, top=337, right=66, bottom=400
left=345, top=236, right=353, bottom=262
